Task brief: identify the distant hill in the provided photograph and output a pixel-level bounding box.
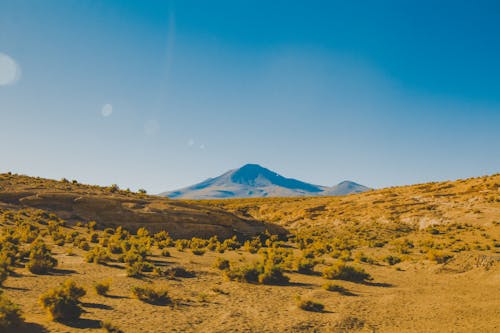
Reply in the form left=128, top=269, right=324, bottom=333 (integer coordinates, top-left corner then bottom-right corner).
left=160, top=164, right=370, bottom=199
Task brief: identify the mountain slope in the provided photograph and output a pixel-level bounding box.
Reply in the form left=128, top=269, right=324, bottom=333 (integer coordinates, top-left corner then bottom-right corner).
left=161, top=164, right=369, bottom=199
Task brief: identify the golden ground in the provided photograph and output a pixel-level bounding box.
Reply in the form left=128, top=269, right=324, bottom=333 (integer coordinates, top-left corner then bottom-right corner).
left=0, top=173, right=499, bottom=332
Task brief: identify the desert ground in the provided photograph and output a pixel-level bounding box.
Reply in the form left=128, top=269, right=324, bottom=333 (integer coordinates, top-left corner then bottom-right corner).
left=0, top=173, right=499, bottom=332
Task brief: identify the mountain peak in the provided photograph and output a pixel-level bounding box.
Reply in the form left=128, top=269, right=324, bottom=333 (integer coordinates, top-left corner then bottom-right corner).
left=230, top=164, right=276, bottom=185
left=160, top=164, right=370, bottom=199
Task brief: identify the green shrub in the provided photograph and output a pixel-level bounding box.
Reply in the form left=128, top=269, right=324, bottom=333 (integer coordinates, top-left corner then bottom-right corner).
left=161, top=248, right=171, bottom=257
left=39, top=280, right=86, bottom=321
left=131, top=286, right=172, bottom=305
left=94, top=280, right=110, bottom=296
left=0, top=294, right=24, bottom=330
left=322, top=263, right=370, bottom=282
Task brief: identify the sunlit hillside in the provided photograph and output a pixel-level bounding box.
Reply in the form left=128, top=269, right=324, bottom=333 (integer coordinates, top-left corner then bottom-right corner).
left=0, top=173, right=498, bottom=332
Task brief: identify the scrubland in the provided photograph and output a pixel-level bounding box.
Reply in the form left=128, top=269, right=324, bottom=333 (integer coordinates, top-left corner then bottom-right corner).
left=0, top=173, right=499, bottom=332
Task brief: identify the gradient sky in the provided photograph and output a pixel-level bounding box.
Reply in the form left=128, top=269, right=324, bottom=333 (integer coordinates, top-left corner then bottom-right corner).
left=1, top=0, right=499, bottom=193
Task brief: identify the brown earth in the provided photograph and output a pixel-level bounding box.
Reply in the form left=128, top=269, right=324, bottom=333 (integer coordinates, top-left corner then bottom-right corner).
left=0, top=173, right=286, bottom=239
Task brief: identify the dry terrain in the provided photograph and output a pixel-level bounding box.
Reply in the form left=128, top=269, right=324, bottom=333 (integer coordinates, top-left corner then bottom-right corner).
left=0, top=173, right=499, bottom=333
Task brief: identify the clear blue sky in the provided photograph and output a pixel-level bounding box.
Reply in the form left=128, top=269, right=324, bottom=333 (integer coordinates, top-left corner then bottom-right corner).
left=1, top=0, right=499, bottom=193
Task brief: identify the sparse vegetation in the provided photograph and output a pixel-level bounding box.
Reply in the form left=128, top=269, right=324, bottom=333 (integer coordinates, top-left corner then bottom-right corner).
left=39, top=280, right=86, bottom=321
left=94, top=280, right=110, bottom=296
left=0, top=172, right=498, bottom=331
left=131, top=286, right=172, bottom=305
left=322, top=262, right=371, bottom=282
left=296, top=297, right=324, bottom=312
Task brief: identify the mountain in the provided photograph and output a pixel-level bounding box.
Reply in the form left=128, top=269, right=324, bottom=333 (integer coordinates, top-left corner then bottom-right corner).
left=160, top=164, right=370, bottom=199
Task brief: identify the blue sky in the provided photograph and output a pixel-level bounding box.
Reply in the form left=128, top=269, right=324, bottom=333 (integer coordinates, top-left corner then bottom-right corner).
left=0, top=0, right=499, bottom=193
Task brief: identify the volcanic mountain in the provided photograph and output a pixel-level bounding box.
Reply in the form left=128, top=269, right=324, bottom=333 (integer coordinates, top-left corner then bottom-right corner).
left=160, top=164, right=370, bottom=199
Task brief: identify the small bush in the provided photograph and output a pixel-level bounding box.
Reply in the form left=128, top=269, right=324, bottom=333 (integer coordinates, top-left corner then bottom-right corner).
left=322, top=263, right=370, bottom=282
left=0, top=294, right=24, bottom=330
left=27, top=241, right=58, bottom=274
left=85, top=246, right=110, bottom=265
left=296, top=257, right=316, bottom=275
left=126, top=261, right=145, bottom=277
left=131, top=286, right=172, bottom=305
left=213, top=257, right=230, bottom=270
left=427, top=250, right=453, bottom=264
left=191, top=248, right=206, bottom=256
left=323, top=283, right=352, bottom=295
left=94, top=281, right=110, bottom=296
left=383, top=255, right=402, bottom=266
left=161, top=248, right=171, bottom=257
left=39, top=280, right=86, bottom=321
left=296, top=298, right=324, bottom=312
left=224, top=261, right=289, bottom=285
left=159, top=266, right=195, bottom=278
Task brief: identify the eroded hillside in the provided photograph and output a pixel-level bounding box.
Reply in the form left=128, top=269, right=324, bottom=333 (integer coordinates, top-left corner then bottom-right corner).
left=0, top=173, right=285, bottom=239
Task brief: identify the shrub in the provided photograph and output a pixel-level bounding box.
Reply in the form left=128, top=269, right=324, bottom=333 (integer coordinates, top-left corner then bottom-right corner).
left=383, top=255, right=402, bottom=266
left=39, top=280, right=86, bottom=321
left=161, top=249, right=171, bottom=257
left=322, top=263, right=370, bottom=282
left=258, top=263, right=289, bottom=285
left=222, top=236, right=241, bottom=250
left=224, top=265, right=260, bottom=283
left=213, top=257, right=230, bottom=270
left=427, top=250, right=453, bottom=264
left=94, top=281, right=110, bottom=296
left=296, top=257, right=316, bottom=274
left=85, top=246, right=110, bottom=264
left=159, top=266, right=195, bottom=278
left=126, top=261, right=144, bottom=277
left=0, top=294, right=24, bottom=330
left=323, top=283, right=351, bottom=295
left=243, top=238, right=262, bottom=253
left=131, top=286, right=172, bottom=305
left=27, top=241, right=58, bottom=274
left=224, top=261, right=289, bottom=285
left=191, top=248, right=206, bottom=256
left=296, top=298, right=324, bottom=312
left=175, top=239, right=189, bottom=251
left=89, top=232, right=99, bottom=243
